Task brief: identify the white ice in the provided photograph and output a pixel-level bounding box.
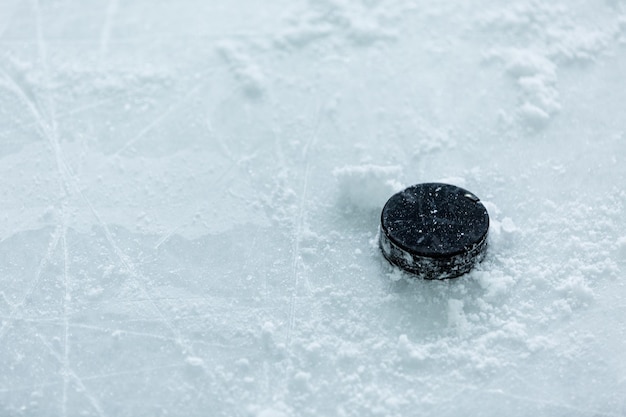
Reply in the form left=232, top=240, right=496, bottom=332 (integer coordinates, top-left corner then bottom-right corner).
left=0, top=0, right=625, bottom=416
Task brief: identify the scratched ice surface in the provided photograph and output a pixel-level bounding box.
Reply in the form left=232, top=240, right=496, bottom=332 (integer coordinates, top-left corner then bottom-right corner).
left=1, top=1, right=626, bottom=416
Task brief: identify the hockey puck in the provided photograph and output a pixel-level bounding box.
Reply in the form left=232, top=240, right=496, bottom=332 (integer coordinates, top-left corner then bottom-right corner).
left=379, top=183, right=489, bottom=279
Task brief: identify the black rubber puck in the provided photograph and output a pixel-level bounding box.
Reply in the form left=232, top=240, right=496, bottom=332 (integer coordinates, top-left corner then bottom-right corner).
left=379, top=183, right=489, bottom=279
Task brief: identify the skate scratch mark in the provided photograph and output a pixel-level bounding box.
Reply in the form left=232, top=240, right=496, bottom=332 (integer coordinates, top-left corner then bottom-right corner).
left=0, top=226, right=61, bottom=343
left=61, top=225, right=71, bottom=417
left=56, top=322, right=178, bottom=343
left=0, top=31, right=276, bottom=46
left=286, top=105, right=323, bottom=346
left=98, top=0, right=119, bottom=67
left=56, top=154, right=205, bottom=394
left=211, top=159, right=238, bottom=187
left=0, top=380, right=62, bottom=394
left=286, top=164, right=308, bottom=346
left=0, top=292, right=12, bottom=308
left=62, top=293, right=279, bottom=308
left=72, top=200, right=206, bottom=404
left=154, top=226, right=181, bottom=249
left=79, top=192, right=199, bottom=359
left=31, top=5, right=74, bottom=416
left=0, top=316, right=58, bottom=323
left=108, top=79, right=210, bottom=158
left=37, top=334, right=109, bottom=417
left=206, top=116, right=234, bottom=161
left=30, top=3, right=203, bottom=403
left=80, top=364, right=185, bottom=381
left=24, top=11, right=201, bottom=367
left=0, top=364, right=185, bottom=394
left=485, top=389, right=622, bottom=417
left=0, top=95, right=119, bottom=138
left=266, top=85, right=287, bottom=170
left=264, top=97, right=285, bottom=304
left=0, top=67, right=51, bottom=142
left=43, top=321, right=250, bottom=350
left=0, top=64, right=177, bottom=136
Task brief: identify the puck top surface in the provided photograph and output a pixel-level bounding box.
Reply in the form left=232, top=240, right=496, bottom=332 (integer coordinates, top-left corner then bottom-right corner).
left=380, top=183, right=489, bottom=259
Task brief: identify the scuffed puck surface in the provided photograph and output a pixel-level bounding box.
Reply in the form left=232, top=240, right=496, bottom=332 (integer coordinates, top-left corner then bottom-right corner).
left=380, top=183, right=489, bottom=279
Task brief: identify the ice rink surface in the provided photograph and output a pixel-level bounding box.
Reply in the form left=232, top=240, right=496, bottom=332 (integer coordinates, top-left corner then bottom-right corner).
left=1, top=0, right=626, bottom=416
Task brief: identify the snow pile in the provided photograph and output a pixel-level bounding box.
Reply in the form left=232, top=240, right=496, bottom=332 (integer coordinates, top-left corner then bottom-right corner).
left=333, top=164, right=404, bottom=210
left=216, top=41, right=266, bottom=98
left=276, top=0, right=399, bottom=49
left=480, top=2, right=617, bottom=129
